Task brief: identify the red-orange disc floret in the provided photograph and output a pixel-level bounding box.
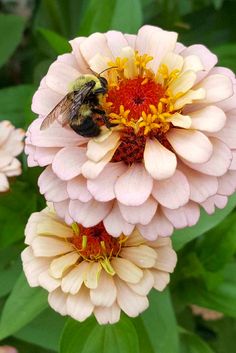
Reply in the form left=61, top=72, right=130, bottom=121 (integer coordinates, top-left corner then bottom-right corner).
left=70, top=222, right=121, bottom=260
left=107, top=77, right=165, bottom=120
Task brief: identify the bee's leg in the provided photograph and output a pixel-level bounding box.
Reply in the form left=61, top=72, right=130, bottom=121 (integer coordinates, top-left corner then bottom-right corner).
left=92, top=108, right=106, bottom=115
left=93, top=87, right=107, bottom=94
left=103, top=116, right=118, bottom=128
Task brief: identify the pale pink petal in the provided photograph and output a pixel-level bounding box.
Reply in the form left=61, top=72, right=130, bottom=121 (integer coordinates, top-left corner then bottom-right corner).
left=69, top=37, right=88, bottom=73
left=116, top=278, right=149, bottom=317
left=31, top=88, right=63, bottom=115
left=154, top=247, right=177, bottom=272
left=0, top=121, right=14, bottom=145
left=144, top=138, right=177, bottom=180
left=152, top=170, right=190, bottom=209
left=212, top=109, right=236, bottom=148
left=67, top=287, right=94, bottom=322
left=138, top=208, right=174, bottom=240
left=33, top=147, right=60, bottom=167
left=1, top=158, right=21, bottom=177
left=31, top=236, right=73, bottom=257
left=183, top=137, right=232, bottom=177
left=87, top=162, right=127, bottom=201
left=118, top=197, right=157, bottom=225
left=180, top=44, right=217, bottom=82
left=136, top=25, right=178, bottom=71
left=127, top=269, right=154, bottom=296
left=230, top=150, right=236, bottom=170
left=167, top=129, right=213, bottom=163
left=201, top=195, right=228, bottom=214
left=86, top=132, right=120, bottom=162
left=124, top=34, right=136, bottom=48
left=217, top=171, right=236, bottom=196
left=53, top=200, right=71, bottom=223
left=49, top=252, right=79, bottom=279
left=152, top=270, right=170, bottom=291
left=115, top=163, right=153, bottom=206
left=52, top=147, right=87, bottom=181
left=48, top=289, right=68, bottom=316
left=190, top=106, right=226, bottom=132
left=67, top=175, right=92, bottom=202
left=46, top=62, right=80, bottom=95
left=111, top=257, right=143, bottom=284
left=2, top=129, right=24, bottom=156
left=179, top=163, right=218, bottom=203
left=82, top=148, right=117, bottom=179
left=216, top=84, right=236, bottom=112
left=209, top=66, right=235, bottom=80
left=80, top=33, right=113, bottom=64
left=174, top=42, right=186, bottom=54
left=38, top=166, right=68, bottom=202
left=196, top=74, right=233, bottom=103
left=120, top=245, right=157, bottom=268
left=94, top=304, right=121, bottom=325
left=90, top=271, right=117, bottom=307
left=61, top=261, right=88, bottom=294
left=105, top=30, right=128, bottom=57
left=29, top=118, right=86, bottom=147
left=169, top=71, right=197, bottom=96
left=69, top=199, right=112, bottom=227
left=162, top=202, right=200, bottom=229
left=38, top=271, right=61, bottom=292
left=103, top=202, right=135, bottom=237
left=0, top=152, right=12, bottom=169
left=0, top=346, right=18, bottom=353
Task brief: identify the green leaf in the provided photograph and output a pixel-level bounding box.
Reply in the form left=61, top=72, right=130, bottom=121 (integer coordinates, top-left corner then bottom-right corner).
left=0, top=14, right=25, bottom=68
left=15, top=308, right=66, bottom=351
left=0, top=181, right=37, bottom=248
left=212, top=43, right=236, bottom=72
left=180, top=263, right=236, bottom=318
left=0, top=272, right=48, bottom=339
left=180, top=329, right=215, bottom=353
left=111, top=0, right=143, bottom=33
left=197, top=212, right=236, bottom=271
left=37, top=28, right=71, bottom=55
left=0, top=85, right=35, bottom=128
left=60, top=315, right=139, bottom=353
left=78, top=0, right=115, bottom=36
left=140, top=289, right=179, bottom=353
left=0, top=251, right=22, bottom=298
left=172, top=193, right=236, bottom=251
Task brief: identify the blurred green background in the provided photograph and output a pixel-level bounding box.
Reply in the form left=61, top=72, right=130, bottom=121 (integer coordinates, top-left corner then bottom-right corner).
left=0, top=1, right=236, bottom=352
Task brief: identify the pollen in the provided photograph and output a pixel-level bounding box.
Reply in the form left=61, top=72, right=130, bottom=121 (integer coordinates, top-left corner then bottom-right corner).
left=70, top=222, right=126, bottom=261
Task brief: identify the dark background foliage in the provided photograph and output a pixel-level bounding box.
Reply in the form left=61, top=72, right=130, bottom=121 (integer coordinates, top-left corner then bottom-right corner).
left=0, top=0, right=236, bottom=352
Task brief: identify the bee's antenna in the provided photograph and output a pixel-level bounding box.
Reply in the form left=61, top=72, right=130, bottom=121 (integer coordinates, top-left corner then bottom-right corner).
left=87, top=67, right=118, bottom=76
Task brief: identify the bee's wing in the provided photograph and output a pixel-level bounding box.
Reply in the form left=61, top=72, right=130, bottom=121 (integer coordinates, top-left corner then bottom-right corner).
left=40, top=93, right=74, bottom=130
left=70, top=81, right=96, bottom=117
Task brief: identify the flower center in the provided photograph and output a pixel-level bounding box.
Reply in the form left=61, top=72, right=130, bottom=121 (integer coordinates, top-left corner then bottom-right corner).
left=70, top=222, right=126, bottom=261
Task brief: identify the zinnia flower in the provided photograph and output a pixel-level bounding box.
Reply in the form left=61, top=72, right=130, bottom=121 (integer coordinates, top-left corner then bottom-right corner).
left=0, top=120, right=24, bottom=192
left=25, top=25, right=236, bottom=239
left=22, top=206, right=177, bottom=324
left=191, top=305, right=223, bottom=321
left=0, top=347, right=18, bottom=353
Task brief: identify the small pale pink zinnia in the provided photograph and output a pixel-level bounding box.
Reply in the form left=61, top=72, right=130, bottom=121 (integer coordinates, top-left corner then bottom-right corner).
left=25, top=25, right=236, bottom=240
left=0, top=347, right=18, bottom=353
left=0, top=120, right=24, bottom=192
left=191, top=305, right=223, bottom=321
left=22, top=206, right=177, bottom=324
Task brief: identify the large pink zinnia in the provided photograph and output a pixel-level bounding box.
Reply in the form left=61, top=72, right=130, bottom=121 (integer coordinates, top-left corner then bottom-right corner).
left=25, top=25, right=236, bottom=240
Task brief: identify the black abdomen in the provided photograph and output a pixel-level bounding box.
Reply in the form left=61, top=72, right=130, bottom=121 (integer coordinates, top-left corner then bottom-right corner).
left=70, top=116, right=101, bottom=137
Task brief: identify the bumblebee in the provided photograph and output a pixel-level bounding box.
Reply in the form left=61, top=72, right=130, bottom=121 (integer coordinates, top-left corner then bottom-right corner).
left=40, top=73, right=114, bottom=137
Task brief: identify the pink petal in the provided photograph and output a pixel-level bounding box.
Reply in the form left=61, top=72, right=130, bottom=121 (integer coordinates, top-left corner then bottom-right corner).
left=209, top=66, right=236, bottom=80
left=118, top=197, right=157, bottom=225
left=2, top=129, right=24, bottom=156
left=57, top=53, right=78, bottom=68
left=201, top=195, right=228, bottom=214
left=115, top=163, right=153, bottom=206
left=48, top=289, right=68, bottom=316
left=103, top=202, right=134, bottom=237
left=54, top=200, right=73, bottom=225
left=216, top=84, right=236, bottom=112
left=152, top=170, right=190, bottom=209
left=31, top=88, right=63, bottom=116
left=86, top=132, right=120, bottom=162
left=66, top=286, right=94, bottom=322
left=82, top=148, right=117, bottom=179
left=34, top=147, right=60, bottom=167
left=67, top=175, right=92, bottom=202
left=69, top=37, right=88, bottom=73
left=46, top=62, right=80, bottom=95
left=179, top=163, right=218, bottom=203
left=212, top=109, right=236, bottom=148
left=0, top=120, right=14, bottom=145
left=180, top=44, right=217, bottom=83
left=136, top=25, right=177, bottom=72
left=230, top=150, right=236, bottom=170
left=124, top=34, right=136, bottom=48
left=52, top=147, right=87, bottom=181
left=162, top=202, right=200, bottom=229
left=105, top=31, right=128, bottom=57
left=69, top=199, right=112, bottom=227
left=94, top=304, right=121, bottom=325
left=38, top=166, right=68, bottom=202
left=0, top=172, right=9, bottom=192
left=87, top=162, right=127, bottom=201
left=217, top=171, right=236, bottom=196
left=190, top=106, right=226, bottom=132
left=196, top=74, right=233, bottom=103
left=184, top=137, right=232, bottom=177
left=29, top=118, right=86, bottom=148
left=80, top=33, right=113, bottom=64
left=144, top=138, right=177, bottom=180
left=138, top=208, right=174, bottom=240
left=167, top=129, right=213, bottom=163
